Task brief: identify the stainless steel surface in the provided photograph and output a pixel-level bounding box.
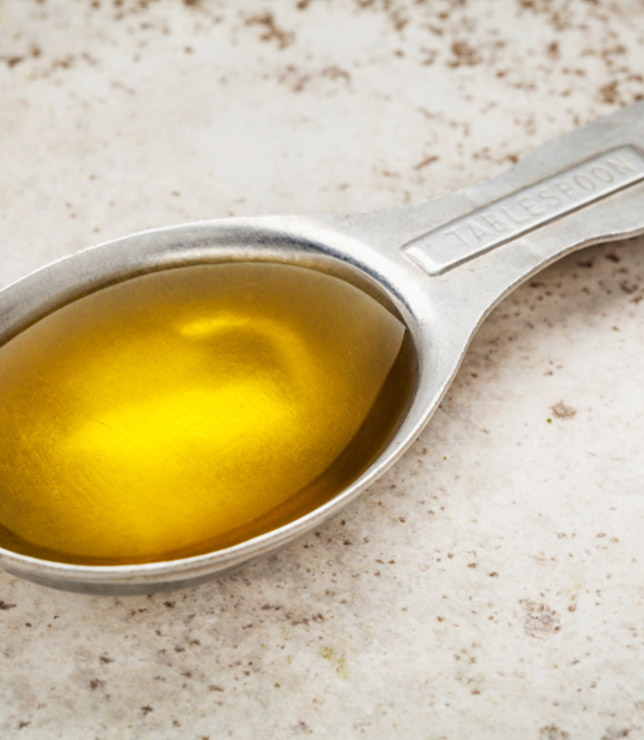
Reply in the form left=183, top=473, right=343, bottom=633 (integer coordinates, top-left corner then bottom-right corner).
left=403, top=145, right=644, bottom=275
left=2, top=102, right=643, bottom=594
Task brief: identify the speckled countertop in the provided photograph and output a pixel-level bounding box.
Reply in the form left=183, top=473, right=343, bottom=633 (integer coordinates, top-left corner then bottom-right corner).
left=2, top=1, right=644, bottom=738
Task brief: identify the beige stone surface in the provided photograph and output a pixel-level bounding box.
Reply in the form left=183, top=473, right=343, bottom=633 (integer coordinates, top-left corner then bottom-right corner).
left=1, top=0, right=644, bottom=737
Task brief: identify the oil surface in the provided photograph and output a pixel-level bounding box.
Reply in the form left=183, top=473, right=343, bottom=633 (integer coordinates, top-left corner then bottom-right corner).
left=0, top=262, right=413, bottom=565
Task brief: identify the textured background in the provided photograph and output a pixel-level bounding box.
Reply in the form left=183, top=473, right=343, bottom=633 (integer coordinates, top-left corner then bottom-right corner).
left=2, top=1, right=644, bottom=738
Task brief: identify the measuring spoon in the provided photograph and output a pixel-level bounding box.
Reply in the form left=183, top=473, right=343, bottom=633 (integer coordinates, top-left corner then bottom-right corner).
left=2, top=102, right=644, bottom=594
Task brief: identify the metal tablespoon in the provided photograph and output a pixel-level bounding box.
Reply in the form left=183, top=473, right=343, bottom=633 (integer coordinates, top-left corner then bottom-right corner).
left=1, top=102, right=644, bottom=594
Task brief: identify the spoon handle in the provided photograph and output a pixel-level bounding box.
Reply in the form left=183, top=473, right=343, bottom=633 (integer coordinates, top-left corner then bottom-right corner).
left=399, top=101, right=644, bottom=313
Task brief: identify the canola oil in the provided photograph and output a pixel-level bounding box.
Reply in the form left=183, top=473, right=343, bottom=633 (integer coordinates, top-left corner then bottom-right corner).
left=0, top=262, right=413, bottom=565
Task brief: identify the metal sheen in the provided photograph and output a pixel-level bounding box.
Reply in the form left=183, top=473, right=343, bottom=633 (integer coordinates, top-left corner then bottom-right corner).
left=403, top=145, right=644, bottom=275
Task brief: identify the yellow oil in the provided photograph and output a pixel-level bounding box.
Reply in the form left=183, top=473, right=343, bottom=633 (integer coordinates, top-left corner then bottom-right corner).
left=0, top=262, right=413, bottom=565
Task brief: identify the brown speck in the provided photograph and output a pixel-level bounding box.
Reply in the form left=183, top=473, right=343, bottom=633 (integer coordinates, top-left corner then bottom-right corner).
left=17, top=721, right=31, bottom=730
left=551, top=401, right=577, bottom=419
left=488, top=571, right=499, bottom=577
left=520, top=600, right=561, bottom=639
left=321, top=65, right=351, bottom=85
left=599, top=81, right=619, bottom=104
left=163, top=600, right=175, bottom=608
left=539, top=725, right=571, bottom=740
left=448, top=40, right=480, bottom=68
left=619, top=280, right=638, bottom=294
left=467, top=562, right=477, bottom=569
left=52, top=55, right=75, bottom=70
left=99, top=653, right=114, bottom=664
left=390, top=9, right=408, bottom=31
left=89, top=679, right=105, bottom=690
left=246, top=12, right=295, bottom=50
left=0, top=600, right=16, bottom=610
left=3, top=56, right=24, bottom=68
left=413, top=155, right=439, bottom=170
left=208, top=685, right=224, bottom=692
left=141, top=705, right=154, bottom=715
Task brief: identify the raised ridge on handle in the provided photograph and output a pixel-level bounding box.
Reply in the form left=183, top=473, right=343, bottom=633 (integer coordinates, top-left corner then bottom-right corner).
left=404, top=145, right=644, bottom=275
